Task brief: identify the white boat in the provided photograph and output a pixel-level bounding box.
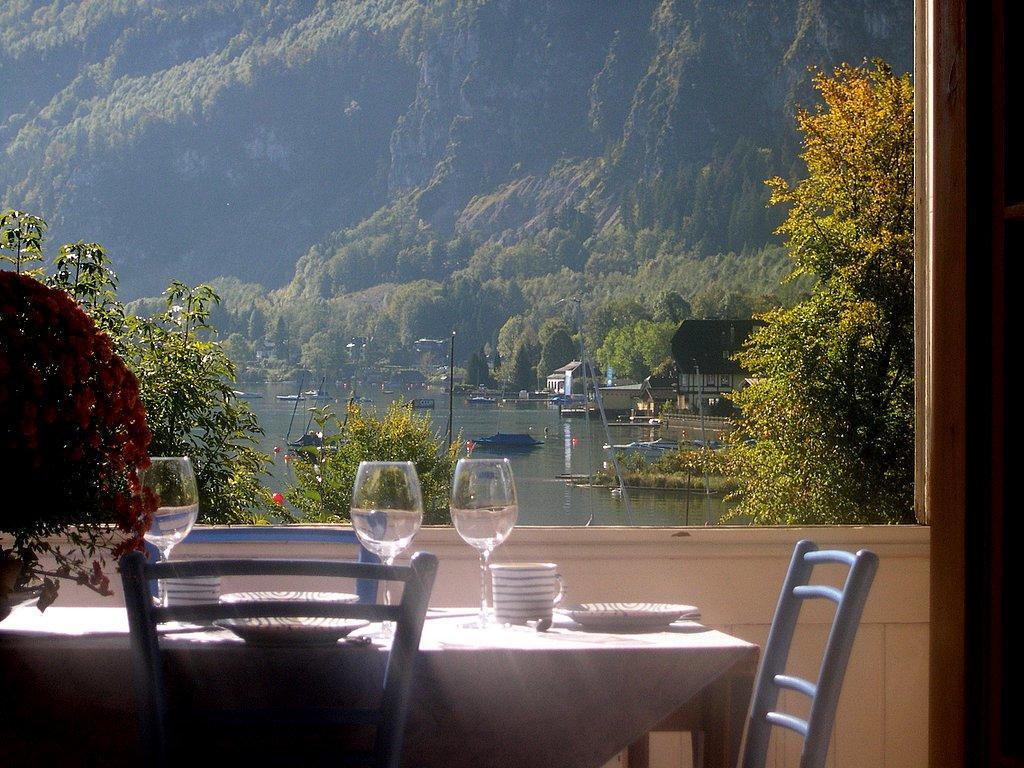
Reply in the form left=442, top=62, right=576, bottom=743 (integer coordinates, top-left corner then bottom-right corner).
left=276, top=394, right=307, bottom=402
left=603, top=438, right=680, bottom=459
left=232, top=390, right=263, bottom=399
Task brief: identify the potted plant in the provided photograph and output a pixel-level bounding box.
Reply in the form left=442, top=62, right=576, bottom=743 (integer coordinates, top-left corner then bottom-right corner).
left=1, top=270, right=154, bottom=618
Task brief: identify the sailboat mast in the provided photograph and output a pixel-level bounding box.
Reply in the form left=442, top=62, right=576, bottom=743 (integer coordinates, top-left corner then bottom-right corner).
left=572, top=297, right=633, bottom=524
left=284, top=370, right=306, bottom=443
left=301, top=374, right=327, bottom=436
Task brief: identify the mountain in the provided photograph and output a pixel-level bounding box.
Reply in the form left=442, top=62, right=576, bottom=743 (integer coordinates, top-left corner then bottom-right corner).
left=1, top=0, right=911, bottom=361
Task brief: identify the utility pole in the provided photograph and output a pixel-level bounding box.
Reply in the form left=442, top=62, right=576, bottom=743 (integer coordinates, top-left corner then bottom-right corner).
left=695, top=361, right=712, bottom=522
left=446, top=330, right=455, bottom=451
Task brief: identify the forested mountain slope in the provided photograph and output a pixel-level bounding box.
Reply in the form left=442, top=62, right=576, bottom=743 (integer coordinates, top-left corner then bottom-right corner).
left=1, top=0, right=911, bottom=366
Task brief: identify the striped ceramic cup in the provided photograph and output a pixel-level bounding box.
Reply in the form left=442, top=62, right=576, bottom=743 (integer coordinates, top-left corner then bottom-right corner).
left=163, top=576, right=221, bottom=606
left=490, top=562, right=565, bottom=624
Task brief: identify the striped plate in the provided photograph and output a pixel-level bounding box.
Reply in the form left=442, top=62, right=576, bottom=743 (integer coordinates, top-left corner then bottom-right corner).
left=216, top=591, right=364, bottom=646
left=560, top=603, right=700, bottom=631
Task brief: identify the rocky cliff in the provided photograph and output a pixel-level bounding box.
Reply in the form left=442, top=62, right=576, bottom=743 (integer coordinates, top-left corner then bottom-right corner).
left=0, top=0, right=912, bottom=298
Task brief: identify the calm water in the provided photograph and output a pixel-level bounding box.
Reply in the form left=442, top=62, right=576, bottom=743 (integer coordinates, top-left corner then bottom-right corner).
left=242, top=382, right=731, bottom=526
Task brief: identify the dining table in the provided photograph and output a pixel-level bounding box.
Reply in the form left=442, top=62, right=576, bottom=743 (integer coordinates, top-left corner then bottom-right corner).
left=0, top=605, right=758, bottom=768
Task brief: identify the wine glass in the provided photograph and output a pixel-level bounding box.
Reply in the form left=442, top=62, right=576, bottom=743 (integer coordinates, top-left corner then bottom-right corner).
left=141, top=457, right=199, bottom=607
left=350, top=461, right=424, bottom=638
left=450, top=457, right=518, bottom=629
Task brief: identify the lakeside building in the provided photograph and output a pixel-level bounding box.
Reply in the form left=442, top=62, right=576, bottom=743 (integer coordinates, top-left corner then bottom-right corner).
left=670, top=319, right=756, bottom=413
left=544, top=361, right=599, bottom=395
left=597, top=383, right=642, bottom=415
left=637, top=370, right=678, bottom=417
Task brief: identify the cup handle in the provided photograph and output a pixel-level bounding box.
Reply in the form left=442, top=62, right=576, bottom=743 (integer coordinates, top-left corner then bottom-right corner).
left=553, top=573, right=566, bottom=607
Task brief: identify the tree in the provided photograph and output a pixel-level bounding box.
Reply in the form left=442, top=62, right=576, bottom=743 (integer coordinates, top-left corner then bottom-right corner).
left=287, top=401, right=459, bottom=525
left=730, top=62, right=915, bottom=525
left=508, top=341, right=540, bottom=392
left=496, top=315, right=536, bottom=364
left=222, top=332, right=253, bottom=365
left=587, top=298, right=651, bottom=351
left=537, top=327, right=577, bottom=380
left=690, top=287, right=753, bottom=320
left=271, top=315, right=288, bottom=352
left=596, top=320, right=675, bottom=382
left=247, top=307, right=266, bottom=340
left=653, top=290, right=692, bottom=324
left=127, top=283, right=276, bottom=523
left=38, top=231, right=274, bottom=523
left=0, top=209, right=46, bottom=274
left=301, top=329, right=341, bottom=372
left=466, top=347, right=492, bottom=387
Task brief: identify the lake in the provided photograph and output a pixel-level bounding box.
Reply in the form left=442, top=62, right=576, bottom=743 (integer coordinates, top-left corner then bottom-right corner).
left=240, top=382, right=732, bottom=526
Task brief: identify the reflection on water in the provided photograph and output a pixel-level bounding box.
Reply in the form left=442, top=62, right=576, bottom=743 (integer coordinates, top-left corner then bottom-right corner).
left=244, top=383, right=734, bottom=526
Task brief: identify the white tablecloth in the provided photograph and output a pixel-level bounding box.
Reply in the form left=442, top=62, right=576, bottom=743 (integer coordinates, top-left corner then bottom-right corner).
left=1, top=606, right=757, bottom=768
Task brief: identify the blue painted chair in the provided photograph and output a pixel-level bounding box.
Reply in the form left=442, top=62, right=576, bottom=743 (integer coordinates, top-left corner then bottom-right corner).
left=738, top=539, right=878, bottom=768
left=120, top=550, right=437, bottom=768
left=147, top=527, right=381, bottom=602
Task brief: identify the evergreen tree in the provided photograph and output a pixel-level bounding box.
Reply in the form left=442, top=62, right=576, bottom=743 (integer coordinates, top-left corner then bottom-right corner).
left=508, top=342, right=539, bottom=392
left=537, top=328, right=578, bottom=380
left=466, top=347, right=492, bottom=387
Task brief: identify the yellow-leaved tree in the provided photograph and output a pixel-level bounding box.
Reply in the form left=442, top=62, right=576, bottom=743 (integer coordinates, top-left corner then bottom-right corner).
left=730, top=61, right=915, bottom=524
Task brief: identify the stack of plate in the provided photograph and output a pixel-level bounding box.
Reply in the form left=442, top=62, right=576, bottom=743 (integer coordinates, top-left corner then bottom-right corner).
left=163, top=577, right=221, bottom=606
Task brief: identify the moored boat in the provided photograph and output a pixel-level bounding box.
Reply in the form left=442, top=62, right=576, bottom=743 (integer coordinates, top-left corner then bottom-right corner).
left=604, top=438, right=679, bottom=459
left=469, top=432, right=544, bottom=451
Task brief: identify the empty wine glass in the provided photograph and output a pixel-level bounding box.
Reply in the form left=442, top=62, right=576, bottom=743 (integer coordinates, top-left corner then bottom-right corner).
left=141, top=457, right=199, bottom=607
left=350, top=461, right=424, bottom=638
left=450, top=457, right=518, bottom=629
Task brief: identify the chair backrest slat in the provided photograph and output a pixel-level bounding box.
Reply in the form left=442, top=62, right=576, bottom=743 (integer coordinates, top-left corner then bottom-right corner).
left=151, top=601, right=402, bottom=625
left=764, top=711, right=809, bottom=736
left=739, top=540, right=878, bottom=768
left=792, top=584, right=843, bottom=603
left=144, top=557, right=410, bottom=582
left=802, top=549, right=857, bottom=567
left=772, top=674, right=817, bottom=699
left=120, top=550, right=437, bottom=768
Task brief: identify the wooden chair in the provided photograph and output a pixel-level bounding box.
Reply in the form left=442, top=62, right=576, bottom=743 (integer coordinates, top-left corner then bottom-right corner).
left=120, top=551, right=438, bottom=768
left=738, top=539, right=878, bottom=768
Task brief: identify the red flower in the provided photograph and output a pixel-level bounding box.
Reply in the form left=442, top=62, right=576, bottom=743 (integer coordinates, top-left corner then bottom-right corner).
left=1, top=270, right=155, bottom=605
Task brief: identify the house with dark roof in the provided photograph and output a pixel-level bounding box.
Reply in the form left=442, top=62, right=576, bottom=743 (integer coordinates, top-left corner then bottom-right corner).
left=670, top=319, right=757, bottom=412
left=637, top=368, right=678, bottom=416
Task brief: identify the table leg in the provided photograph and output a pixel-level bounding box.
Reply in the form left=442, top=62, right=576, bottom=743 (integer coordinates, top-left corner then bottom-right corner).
left=626, top=732, right=650, bottom=768
left=627, top=658, right=755, bottom=768
left=699, top=665, right=755, bottom=768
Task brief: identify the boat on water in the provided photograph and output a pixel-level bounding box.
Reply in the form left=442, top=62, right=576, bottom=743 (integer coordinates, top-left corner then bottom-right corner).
left=412, top=398, right=435, bottom=409
left=687, top=438, right=723, bottom=450
left=287, top=432, right=323, bottom=449
left=466, top=395, right=497, bottom=405
left=232, top=390, right=264, bottom=399
left=604, top=438, right=680, bottom=459
left=276, top=394, right=307, bottom=402
left=470, top=432, right=544, bottom=451
left=303, top=389, right=327, bottom=398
